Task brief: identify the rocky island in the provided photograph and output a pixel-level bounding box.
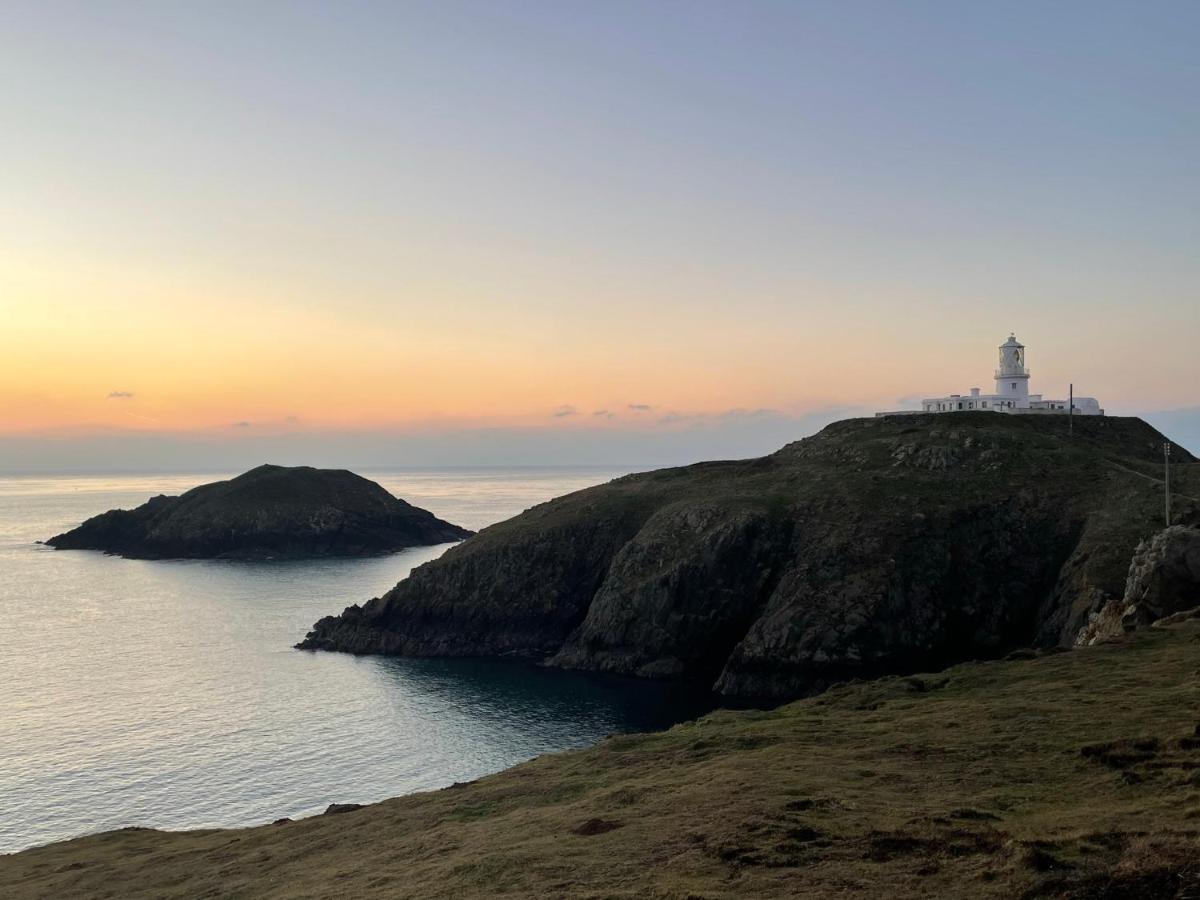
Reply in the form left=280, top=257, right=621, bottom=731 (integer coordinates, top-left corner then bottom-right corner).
left=300, top=413, right=1198, bottom=698
left=45, top=464, right=473, bottom=560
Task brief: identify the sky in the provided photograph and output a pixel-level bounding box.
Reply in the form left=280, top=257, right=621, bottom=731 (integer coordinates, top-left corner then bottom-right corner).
left=2, top=1, right=1198, bottom=470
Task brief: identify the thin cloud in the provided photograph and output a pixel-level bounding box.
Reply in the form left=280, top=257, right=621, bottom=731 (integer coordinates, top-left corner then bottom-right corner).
left=658, top=408, right=786, bottom=427
left=107, top=391, right=135, bottom=399
left=717, top=407, right=783, bottom=421
left=551, top=405, right=578, bottom=418
left=628, top=403, right=653, bottom=412
left=231, top=421, right=252, bottom=428
left=592, top=409, right=614, bottom=419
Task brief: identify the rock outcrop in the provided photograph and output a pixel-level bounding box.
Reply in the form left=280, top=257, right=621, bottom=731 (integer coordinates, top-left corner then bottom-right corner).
left=1076, top=525, right=1200, bottom=645
left=299, top=414, right=1197, bottom=698
left=46, top=464, right=472, bottom=560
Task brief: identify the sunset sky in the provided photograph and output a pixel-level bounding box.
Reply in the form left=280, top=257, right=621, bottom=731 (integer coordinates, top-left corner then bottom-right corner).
left=2, top=2, right=1198, bottom=469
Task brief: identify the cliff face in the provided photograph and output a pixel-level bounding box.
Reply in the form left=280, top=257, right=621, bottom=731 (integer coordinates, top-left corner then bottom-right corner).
left=1076, top=525, right=1200, bottom=645
left=299, top=415, right=1197, bottom=698
left=46, top=465, right=473, bottom=560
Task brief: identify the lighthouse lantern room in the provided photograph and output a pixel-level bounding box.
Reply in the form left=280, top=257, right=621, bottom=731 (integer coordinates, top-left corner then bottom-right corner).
left=994, top=334, right=1031, bottom=406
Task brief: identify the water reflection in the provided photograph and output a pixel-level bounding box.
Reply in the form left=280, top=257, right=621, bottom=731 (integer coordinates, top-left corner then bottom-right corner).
left=371, top=654, right=715, bottom=738
left=1, top=467, right=719, bottom=854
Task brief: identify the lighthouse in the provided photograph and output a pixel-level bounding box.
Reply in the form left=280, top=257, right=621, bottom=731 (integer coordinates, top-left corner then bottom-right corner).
left=876, top=333, right=1104, bottom=417
left=994, top=333, right=1030, bottom=407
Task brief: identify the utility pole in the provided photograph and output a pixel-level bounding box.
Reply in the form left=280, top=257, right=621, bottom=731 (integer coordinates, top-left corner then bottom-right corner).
left=1164, top=441, right=1172, bottom=527
left=1069, top=383, right=1073, bottom=437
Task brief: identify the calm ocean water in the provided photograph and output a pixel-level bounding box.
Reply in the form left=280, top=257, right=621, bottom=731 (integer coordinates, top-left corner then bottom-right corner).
left=0, top=467, right=709, bottom=853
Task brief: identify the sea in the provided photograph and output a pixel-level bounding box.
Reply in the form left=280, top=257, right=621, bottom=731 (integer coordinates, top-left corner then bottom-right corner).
left=0, top=467, right=712, bottom=854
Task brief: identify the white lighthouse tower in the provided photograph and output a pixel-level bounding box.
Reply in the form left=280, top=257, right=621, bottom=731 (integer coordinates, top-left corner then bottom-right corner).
left=994, top=333, right=1030, bottom=408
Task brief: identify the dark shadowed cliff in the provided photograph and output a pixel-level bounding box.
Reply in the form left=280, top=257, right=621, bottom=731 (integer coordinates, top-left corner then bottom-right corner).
left=299, top=414, right=1198, bottom=698
left=46, top=464, right=472, bottom=560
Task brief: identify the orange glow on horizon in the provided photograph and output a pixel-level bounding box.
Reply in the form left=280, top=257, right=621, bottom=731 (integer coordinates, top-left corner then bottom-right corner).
left=1, top=249, right=913, bottom=434
left=3, top=239, right=1196, bottom=437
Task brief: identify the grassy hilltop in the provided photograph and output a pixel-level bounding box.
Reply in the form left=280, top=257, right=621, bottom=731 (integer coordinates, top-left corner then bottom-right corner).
left=5, top=620, right=1199, bottom=899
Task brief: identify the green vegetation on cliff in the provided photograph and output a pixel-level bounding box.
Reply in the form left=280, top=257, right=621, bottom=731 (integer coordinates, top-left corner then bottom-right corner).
left=301, top=414, right=1198, bottom=698
left=7, top=620, right=1199, bottom=899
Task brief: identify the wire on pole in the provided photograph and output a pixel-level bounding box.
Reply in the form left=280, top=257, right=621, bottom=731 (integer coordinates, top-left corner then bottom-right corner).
left=1164, top=441, right=1172, bottom=527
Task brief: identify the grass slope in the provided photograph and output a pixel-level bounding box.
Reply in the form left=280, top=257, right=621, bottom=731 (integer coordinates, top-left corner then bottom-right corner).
left=5, top=622, right=1199, bottom=899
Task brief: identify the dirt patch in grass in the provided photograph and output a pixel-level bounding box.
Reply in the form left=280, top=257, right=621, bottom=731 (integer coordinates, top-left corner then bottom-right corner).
left=571, top=818, right=623, bottom=836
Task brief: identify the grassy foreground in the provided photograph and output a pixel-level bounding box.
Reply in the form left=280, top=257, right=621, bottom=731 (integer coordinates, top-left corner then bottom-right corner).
left=5, top=623, right=1200, bottom=899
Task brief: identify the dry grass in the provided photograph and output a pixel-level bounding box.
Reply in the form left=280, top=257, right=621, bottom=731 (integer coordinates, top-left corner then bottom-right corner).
left=5, top=621, right=1200, bottom=899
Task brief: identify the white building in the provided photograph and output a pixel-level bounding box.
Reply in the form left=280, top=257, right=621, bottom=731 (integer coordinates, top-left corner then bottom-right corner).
left=880, top=334, right=1103, bottom=417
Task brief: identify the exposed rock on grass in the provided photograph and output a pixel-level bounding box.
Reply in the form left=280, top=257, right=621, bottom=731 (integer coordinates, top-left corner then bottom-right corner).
left=1077, top=525, right=1200, bottom=645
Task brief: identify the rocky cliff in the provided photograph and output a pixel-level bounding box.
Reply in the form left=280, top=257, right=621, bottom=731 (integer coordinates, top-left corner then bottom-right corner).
left=1076, top=525, right=1200, bottom=644
left=46, top=464, right=473, bottom=560
left=299, top=414, right=1198, bottom=698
